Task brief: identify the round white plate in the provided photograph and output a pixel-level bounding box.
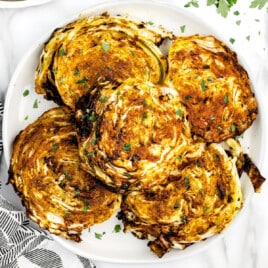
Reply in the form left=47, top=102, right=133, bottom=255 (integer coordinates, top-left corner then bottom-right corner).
left=3, top=0, right=266, bottom=264
left=0, top=0, right=52, bottom=9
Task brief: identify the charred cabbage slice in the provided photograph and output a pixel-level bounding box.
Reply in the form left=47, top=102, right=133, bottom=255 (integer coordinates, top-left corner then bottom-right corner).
left=76, top=79, right=204, bottom=193
left=9, top=107, right=121, bottom=241
left=120, top=142, right=243, bottom=257
left=35, top=14, right=171, bottom=110
left=166, top=35, right=258, bottom=143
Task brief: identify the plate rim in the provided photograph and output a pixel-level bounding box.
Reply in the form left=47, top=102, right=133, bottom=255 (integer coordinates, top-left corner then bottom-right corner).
left=3, top=0, right=267, bottom=264
left=0, top=0, right=52, bottom=9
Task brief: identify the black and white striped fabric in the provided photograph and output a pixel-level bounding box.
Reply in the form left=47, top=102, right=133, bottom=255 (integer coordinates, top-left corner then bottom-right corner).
left=0, top=195, right=96, bottom=268
left=0, top=101, right=3, bottom=153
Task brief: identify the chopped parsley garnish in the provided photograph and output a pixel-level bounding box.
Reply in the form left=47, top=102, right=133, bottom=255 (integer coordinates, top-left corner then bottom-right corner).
left=223, top=95, right=229, bottom=104
left=185, top=95, right=191, bottom=101
left=100, top=96, right=108, bottom=103
left=147, top=21, right=154, bottom=25
left=184, top=176, right=191, bottom=189
left=184, top=0, right=199, bottom=8
left=180, top=25, right=186, bottom=33
left=23, top=89, right=30, bottom=97
left=113, top=224, right=121, bottom=233
left=233, top=10, right=240, bottom=15
left=95, top=232, right=105, bottom=240
left=102, top=41, right=110, bottom=52
left=207, top=0, right=238, bottom=18
left=24, top=115, right=29, bottom=121
left=83, top=204, right=90, bottom=212
left=200, top=79, right=207, bottom=91
left=89, top=114, right=97, bottom=122
left=33, top=99, right=39, bottom=108
left=229, top=38, right=235, bottom=44
left=52, top=143, right=59, bottom=152
left=176, top=109, right=183, bottom=117
left=76, top=77, right=88, bottom=84
left=230, top=123, right=236, bottom=132
left=174, top=202, right=179, bottom=209
left=87, top=150, right=97, bottom=157
left=250, top=0, right=268, bottom=9
left=204, top=206, right=210, bottom=212
left=177, top=155, right=183, bottom=161
left=74, top=67, right=80, bottom=76
left=90, top=136, right=99, bottom=146
left=58, top=49, right=67, bottom=56
left=180, top=215, right=187, bottom=224
left=122, top=143, right=131, bottom=152
left=236, top=20, right=241, bottom=25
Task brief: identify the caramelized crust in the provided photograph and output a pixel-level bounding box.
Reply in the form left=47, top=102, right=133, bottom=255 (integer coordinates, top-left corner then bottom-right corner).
left=166, top=35, right=258, bottom=142
left=76, top=79, right=204, bottom=192
left=120, top=143, right=243, bottom=257
left=35, top=14, right=171, bottom=110
left=9, top=107, right=121, bottom=241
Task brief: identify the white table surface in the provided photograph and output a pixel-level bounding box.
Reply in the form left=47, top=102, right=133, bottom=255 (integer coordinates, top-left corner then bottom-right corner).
left=0, top=0, right=268, bottom=267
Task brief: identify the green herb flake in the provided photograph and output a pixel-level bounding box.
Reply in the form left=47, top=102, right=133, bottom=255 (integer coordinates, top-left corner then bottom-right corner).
left=147, top=21, right=154, bottom=25
left=184, top=176, right=191, bottom=189
left=180, top=215, right=187, bottom=224
left=113, top=224, right=121, bottom=233
left=180, top=25, right=186, bottom=33
left=33, top=99, right=39, bottom=109
left=52, top=143, right=59, bottom=152
left=89, top=114, right=97, bottom=122
left=174, top=202, right=179, bottom=209
left=90, top=136, right=99, bottom=146
left=230, top=123, right=236, bottom=132
left=76, top=77, right=88, bottom=84
left=200, top=80, right=207, bottom=91
left=233, top=10, right=240, bottom=15
left=142, top=111, right=148, bottom=121
left=185, top=95, right=191, bottom=101
left=87, top=150, right=97, bottom=157
left=223, top=95, right=228, bottom=104
left=102, top=41, right=110, bottom=52
left=83, top=204, right=90, bottom=212
left=24, top=115, right=29, bottom=121
left=142, top=99, right=147, bottom=106
left=58, top=49, right=67, bottom=56
left=176, top=109, right=183, bottom=117
left=95, top=232, right=105, bottom=240
left=204, top=206, right=210, bottom=212
left=177, top=155, right=183, bottom=161
left=23, top=89, right=30, bottom=97
left=236, top=20, right=241, bottom=26
left=229, top=38, right=235, bottom=44
left=246, top=35, right=251, bottom=41
left=122, top=143, right=131, bottom=152
left=74, top=67, right=80, bottom=76
left=235, top=134, right=244, bottom=140
left=100, top=96, right=108, bottom=103
left=207, top=76, right=214, bottom=82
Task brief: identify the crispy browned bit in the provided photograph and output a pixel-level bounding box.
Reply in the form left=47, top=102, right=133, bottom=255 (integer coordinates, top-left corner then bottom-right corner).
left=243, top=154, right=266, bottom=193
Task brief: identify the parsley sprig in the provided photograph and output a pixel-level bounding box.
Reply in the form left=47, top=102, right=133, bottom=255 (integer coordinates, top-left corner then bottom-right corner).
left=206, top=0, right=268, bottom=17
left=207, top=0, right=238, bottom=18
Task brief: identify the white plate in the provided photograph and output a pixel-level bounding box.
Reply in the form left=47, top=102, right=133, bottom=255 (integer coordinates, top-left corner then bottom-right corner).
left=3, top=0, right=266, bottom=264
left=0, top=0, right=52, bottom=9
